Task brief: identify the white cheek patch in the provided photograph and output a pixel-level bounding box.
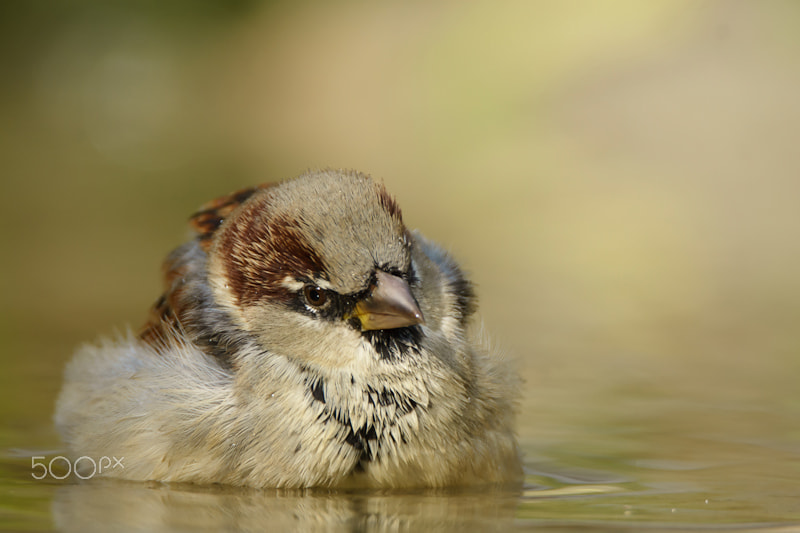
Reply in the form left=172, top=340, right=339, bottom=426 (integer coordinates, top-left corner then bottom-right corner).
left=300, top=314, right=327, bottom=332
left=320, top=331, right=375, bottom=371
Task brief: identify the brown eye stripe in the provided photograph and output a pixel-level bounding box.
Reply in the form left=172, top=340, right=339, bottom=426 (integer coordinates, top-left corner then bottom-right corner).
left=220, top=199, right=328, bottom=307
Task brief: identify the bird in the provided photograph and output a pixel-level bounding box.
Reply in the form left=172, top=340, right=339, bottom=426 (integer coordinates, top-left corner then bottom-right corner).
left=55, top=169, right=522, bottom=488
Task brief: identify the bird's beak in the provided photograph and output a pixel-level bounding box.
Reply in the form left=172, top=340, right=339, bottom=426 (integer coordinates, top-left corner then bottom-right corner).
left=347, top=270, right=425, bottom=331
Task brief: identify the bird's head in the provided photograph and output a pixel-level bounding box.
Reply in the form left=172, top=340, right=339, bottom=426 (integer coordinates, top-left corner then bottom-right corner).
left=199, top=170, right=427, bottom=370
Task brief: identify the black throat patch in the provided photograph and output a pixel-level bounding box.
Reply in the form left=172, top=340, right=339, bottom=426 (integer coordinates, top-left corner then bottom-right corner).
left=303, top=372, right=420, bottom=469
left=361, top=325, right=423, bottom=362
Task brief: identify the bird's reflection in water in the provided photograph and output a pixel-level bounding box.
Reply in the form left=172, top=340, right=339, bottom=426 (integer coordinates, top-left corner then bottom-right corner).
left=53, top=479, right=520, bottom=532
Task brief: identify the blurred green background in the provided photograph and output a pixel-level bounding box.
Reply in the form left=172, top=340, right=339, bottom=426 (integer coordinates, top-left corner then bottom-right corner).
left=2, top=0, right=800, bottom=529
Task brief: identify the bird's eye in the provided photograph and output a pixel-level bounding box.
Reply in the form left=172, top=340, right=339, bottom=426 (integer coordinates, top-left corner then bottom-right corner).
left=303, top=285, right=328, bottom=307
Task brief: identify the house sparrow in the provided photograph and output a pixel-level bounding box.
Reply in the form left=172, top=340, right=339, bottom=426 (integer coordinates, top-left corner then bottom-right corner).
left=55, top=169, right=522, bottom=488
